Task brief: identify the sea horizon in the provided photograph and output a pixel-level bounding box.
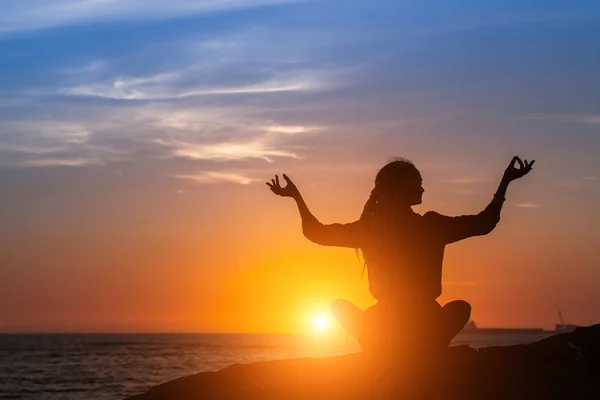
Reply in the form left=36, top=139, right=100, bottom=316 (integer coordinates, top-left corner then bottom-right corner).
left=0, top=324, right=571, bottom=335
left=1, top=329, right=560, bottom=399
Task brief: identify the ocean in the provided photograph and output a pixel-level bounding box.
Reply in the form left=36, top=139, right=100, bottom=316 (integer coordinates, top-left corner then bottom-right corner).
left=0, top=331, right=553, bottom=400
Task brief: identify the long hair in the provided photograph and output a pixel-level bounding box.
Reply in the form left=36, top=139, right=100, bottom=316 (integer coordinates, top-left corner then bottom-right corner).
left=356, top=158, right=420, bottom=278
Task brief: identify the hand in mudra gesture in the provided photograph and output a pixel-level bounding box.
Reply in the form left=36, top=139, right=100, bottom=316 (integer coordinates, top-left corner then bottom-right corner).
left=504, top=156, right=535, bottom=182
left=266, top=174, right=300, bottom=198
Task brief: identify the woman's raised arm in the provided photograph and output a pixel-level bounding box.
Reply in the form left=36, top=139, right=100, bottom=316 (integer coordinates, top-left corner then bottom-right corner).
left=267, top=174, right=362, bottom=248
left=428, top=156, right=535, bottom=244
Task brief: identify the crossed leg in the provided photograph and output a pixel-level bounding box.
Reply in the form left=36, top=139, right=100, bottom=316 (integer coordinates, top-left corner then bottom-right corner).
left=331, top=299, right=366, bottom=344
left=441, top=299, right=471, bottom=345
left=331, top=298, right=471, bottom=350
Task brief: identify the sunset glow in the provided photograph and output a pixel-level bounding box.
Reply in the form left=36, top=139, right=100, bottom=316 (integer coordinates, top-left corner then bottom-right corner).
left=313, top=315, right=330, bottom=332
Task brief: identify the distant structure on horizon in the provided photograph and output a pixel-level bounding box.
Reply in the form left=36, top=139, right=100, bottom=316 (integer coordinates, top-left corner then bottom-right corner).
left=554, top=311, right=580, bottom=334
left=462, top=311, right=580, bottom=335
left=462, top=320, right=545, bottom=335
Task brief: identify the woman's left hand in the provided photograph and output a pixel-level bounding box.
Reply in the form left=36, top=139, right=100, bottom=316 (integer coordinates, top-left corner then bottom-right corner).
left=503, top=156, right=535, bottom=182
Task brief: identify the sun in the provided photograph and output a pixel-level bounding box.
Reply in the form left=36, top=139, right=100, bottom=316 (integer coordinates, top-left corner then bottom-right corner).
left=312, top=315, right=329, bottom=332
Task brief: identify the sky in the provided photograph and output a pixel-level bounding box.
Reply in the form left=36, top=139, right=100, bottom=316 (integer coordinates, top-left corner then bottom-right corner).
left=1, top=0, right=599, bottom=333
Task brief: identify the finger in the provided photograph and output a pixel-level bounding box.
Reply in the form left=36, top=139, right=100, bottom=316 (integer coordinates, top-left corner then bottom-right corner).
left=515, top=156, right=524, bottom=169
left=528, top=160, right=535, bottom=169
left=271, top=179, right=276, bottom=186
left=275, top=175, right=280, bottom=186
left=510, top=156, right=518, bottom=168
left=283, top=174, right=292, bottom=184
left=266, top=182, right=273, bottom=188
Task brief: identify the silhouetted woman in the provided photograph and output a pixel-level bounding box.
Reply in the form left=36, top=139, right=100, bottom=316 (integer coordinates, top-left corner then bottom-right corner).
left=267, top=156, right=534, bottom=357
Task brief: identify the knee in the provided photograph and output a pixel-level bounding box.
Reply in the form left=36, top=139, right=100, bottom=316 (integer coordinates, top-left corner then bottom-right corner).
left=445, top=300, right=472, bottom=321
left=456, top=300, right=471, bottom=313
left=331, top=298, right=347, bottom=317
left=457, top=300, right=472, bottom=321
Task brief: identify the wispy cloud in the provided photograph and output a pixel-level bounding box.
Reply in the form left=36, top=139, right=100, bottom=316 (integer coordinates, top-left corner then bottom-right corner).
left=558, top=176, right=598, bottom=189
left=452, top=189, right=476, bottom=196
left=514, top=203, right=542, bottom=208
left=50, top=26, right=340, bottom=102
left=3, top=121, right=91, bottom=143
left=5, top=21, right=344, bottom=174
left=20, top=156, right=103, bottom=167
left=519, top=115, right=600, bottom=126
left=0, top=142, right=65, bottom=155
left=60, top=60, right=108, bottom=75
left=0, top=0, right=307, bottom=33
left=0, top=119, right=128, bottom=168
left=154, top=138, right=300, bottom=163
left=0, top=121, right=90, bottom=164
left=263, top=125, right=322, bottom=134
left=176, top=171, right=257, bottom=185
left=60, top=71, right=325, bottom=100
left=444, top=177, right=491, bottom=185
left=0, top=89, right=323, bottom=173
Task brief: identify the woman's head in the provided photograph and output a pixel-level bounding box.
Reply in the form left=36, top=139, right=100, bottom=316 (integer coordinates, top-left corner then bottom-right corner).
left=373, top=158, right=423, bottom=207
left=359, top=158, right=423, bottom=231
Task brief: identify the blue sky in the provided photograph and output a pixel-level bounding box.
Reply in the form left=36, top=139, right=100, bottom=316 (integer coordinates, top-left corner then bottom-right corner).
left=1, top=0, right=600, bottom=332
left=2, top=0, right=599, bottom=175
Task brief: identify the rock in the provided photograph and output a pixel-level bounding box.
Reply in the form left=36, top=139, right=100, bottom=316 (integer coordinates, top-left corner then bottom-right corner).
left=126, top=324, right=600, bottom=400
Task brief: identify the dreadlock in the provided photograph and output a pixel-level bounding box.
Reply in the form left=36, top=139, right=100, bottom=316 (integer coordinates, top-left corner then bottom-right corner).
left=356, top=158, right=420, bottom=278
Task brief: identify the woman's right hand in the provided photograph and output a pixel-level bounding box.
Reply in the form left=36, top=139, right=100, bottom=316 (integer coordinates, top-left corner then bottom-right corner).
left=266, top=174, right=300, bottom=198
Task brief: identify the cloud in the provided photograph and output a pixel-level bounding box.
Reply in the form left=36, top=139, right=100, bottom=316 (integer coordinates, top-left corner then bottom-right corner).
left=40, top=122, right=91, bottom=144
left=0, top=142, right=65, bottom=155
left=19, top=156, right=103, bottom=167
left=0, top=0, right=307, bottom=33
left=514, top=203, right=542, bottom=208
left=444, top=177, right=491, bottom=185
left=60, top=61, right=108, bottom=75
left=2, top=120, right=91, bottom=145
left=59, top=71, right=325, bottom=100
left=6, top=21, right=344, bottom=171
left=154, top=137, right=300, bottom=163
left=564, top=116, right=600, bottom=126
left=558, top=176, right=599, bottom=189
left=263, top=125, right=322, bottom=134
left=2, top=22, right=346, bottom=178
left=49, top=26, right=341, bottom=103
left=176, top=171, right=256, bottom=185
left=146, top=107, right=249, bottom=132
left=519, top=115, right=600, bottom=126
left=137, top=100, right=319, bottom=165
left=0, top=121, right=90, bottom=161
left=0, top=119, right=128, bottom=168
left=452, top=189, right=476, bottom=196
left=0, top=90, right=322, bottom=173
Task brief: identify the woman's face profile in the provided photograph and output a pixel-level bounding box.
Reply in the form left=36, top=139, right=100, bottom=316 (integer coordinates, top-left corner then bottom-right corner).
left=408, top=172, right=424, bottom=206
left=397, top=169, right=423, bottom=206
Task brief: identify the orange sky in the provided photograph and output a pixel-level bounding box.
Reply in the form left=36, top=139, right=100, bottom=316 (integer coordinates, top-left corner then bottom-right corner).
left=1, top=157, right=599, bottom=333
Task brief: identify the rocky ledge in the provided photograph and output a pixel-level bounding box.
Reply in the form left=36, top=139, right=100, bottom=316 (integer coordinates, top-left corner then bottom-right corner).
left=127, top=324, right=600, bottom=400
